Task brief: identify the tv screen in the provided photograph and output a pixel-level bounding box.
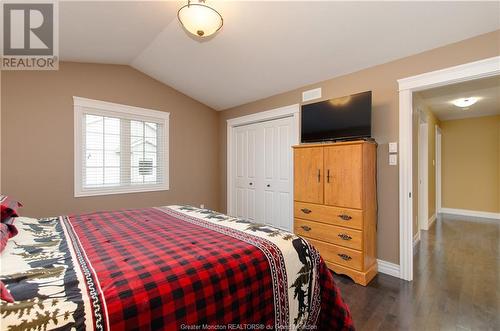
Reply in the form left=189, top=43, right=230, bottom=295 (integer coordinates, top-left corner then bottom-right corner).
left=301, top=91, right=372, bottom=143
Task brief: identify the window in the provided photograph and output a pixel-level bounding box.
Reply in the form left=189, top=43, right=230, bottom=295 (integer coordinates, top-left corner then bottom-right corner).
left=74, top=97, right=169, bottom=197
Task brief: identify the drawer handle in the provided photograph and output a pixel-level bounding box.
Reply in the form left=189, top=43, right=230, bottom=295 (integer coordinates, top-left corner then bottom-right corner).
left=301, top=208, right=312, bottom=214
left=301, top=225, right=311, bottom=232
left=338, top=214, right=352, bottom=221
left=337, top=233, right=352, bottom=241
left=338, top=253, right=352, bottom=261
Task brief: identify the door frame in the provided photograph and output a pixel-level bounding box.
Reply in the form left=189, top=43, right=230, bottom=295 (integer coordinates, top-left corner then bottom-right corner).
left=435, top=125, right=442, bottom=214
left=418, top=115, right=429, bottom=231
left=226, top=104, right=300, bottom=218
left=397, top=56, right=500, bottom=281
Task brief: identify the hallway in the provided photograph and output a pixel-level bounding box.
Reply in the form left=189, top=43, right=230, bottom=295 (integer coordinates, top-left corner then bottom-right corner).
left=334, top=215, right=500, bottom=330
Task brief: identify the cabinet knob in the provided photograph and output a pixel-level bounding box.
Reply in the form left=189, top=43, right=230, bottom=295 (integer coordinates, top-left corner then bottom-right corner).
left=301, top=225, right=311, bottom=232
left=337, top=233, right=352, bottom=241
left=338, top=253, right=352, bottom=261
left=337, top=214, right=352, bottom=221
left=266, top=184, right=271, bottom=188
left=249, top=182, right=253, bottom=186
left=301, top=208, right=312, bottom=214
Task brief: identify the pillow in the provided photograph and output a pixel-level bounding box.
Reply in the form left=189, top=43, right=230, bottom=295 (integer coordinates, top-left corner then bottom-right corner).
left=2, top=217, right=18, bottom=239
left=0, top=281, right=14, bottom=303
left=0, top=195, right=22, bottom=221
left=0, top=223, right=9, bottom=253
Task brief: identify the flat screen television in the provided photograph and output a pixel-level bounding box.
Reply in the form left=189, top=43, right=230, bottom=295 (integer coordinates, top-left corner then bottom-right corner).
left=301, top=91, right=372, bottom=143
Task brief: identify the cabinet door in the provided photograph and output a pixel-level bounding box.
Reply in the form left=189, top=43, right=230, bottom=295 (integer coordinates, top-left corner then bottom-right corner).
left=324, top=144, right=362, bottom=209
left=294, top=147, right=323, bottom=204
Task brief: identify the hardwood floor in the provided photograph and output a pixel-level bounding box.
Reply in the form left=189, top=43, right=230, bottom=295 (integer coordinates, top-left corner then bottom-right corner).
left=333, top=214, right=500, bottom=331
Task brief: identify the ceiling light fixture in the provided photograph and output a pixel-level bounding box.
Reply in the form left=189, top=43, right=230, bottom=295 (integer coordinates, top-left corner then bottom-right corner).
left=451, top=97, right=479, bottom=108
left=178, top=0, right=223, bottom=38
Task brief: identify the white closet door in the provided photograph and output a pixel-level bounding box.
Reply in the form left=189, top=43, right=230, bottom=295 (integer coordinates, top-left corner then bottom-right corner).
left=261, top=117, right=294, bottom=230
left=231, top=116, right=295, bottom=231
left=233, top=124, right=258, bottom=221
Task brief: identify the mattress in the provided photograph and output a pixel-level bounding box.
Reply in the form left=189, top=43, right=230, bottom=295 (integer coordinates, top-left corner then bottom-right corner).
left=0, top=205, right=353, bottom=330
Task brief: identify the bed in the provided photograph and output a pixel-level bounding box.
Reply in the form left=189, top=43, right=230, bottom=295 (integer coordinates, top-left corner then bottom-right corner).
left=0, top=205, right=353, bottom=330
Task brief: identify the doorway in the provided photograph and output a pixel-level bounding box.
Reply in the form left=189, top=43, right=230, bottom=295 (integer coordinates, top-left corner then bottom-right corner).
left=397, top=56, right=500, bottom=281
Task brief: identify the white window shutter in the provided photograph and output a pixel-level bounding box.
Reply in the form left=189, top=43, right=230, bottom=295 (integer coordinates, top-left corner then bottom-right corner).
left=74, top=97, right=169, bottom=197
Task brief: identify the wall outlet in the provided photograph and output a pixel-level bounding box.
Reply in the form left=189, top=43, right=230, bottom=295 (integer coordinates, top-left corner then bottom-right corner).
left=200, top=204, right=205, bottom=209
left=389, top=142, right=398, bottom=153
left=389, top=154, right=398, bottom=166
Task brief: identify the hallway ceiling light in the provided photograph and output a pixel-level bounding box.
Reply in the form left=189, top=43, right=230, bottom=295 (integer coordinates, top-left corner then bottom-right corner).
left=178, top=0, right=223, bottom=38
left=451, top=97, right=479, bottom=108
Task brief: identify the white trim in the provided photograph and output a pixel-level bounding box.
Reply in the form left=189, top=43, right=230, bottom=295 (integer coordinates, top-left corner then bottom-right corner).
left=428, top=213, right=437, bottom=228
left=398, top=88, right=414, bottom=281
left=413, top=231, right=421, bottom=249
left=440, top=208, right=500, bottom=220
left=226, top=104, right=300, bottom=127
left=398, top=57, right=500, bottom=91
left=435, top=125, right=442, bottom=213
left=226, top=104, right=300, bottom=216
left=418, top=120, right=429, bottom=231
left=377, top=259, right=400, bottom=278
left=398, top=56, right=500, bottom=282
left=74, top=97, right=170, bottom=120
left=74, top=97, right=170, bottom=197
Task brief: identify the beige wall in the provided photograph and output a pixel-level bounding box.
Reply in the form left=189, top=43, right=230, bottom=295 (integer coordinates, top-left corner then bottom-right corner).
left=218, top=30, right=500, bottom=264
left=1, top=62, right=220, bottom=217
left=412, top=95, right=440, bottom=236
left=441, top=115, right=500, bottom=213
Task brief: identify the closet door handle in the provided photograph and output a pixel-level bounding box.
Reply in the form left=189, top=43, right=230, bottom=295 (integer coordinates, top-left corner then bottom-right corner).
left=317, top=169, right=321, bottom=183
left=327, top=169, right=331, bottom=183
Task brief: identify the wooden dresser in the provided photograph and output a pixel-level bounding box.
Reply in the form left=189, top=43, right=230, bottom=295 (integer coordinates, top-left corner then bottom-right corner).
left=293, top=140, right=377, bottom=286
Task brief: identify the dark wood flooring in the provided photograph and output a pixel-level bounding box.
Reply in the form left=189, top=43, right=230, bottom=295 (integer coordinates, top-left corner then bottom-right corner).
left=333, top=214, right=500, bottom=331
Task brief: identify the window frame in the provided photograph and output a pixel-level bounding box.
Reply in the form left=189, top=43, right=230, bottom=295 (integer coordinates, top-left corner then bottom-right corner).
left=74, top=96, right=170, bottom=197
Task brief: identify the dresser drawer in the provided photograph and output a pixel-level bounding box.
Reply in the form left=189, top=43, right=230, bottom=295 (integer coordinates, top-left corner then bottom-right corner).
left=294, top=219, right=362, bottom=250
left=307, top=238, right=363, bottom=271
left=294, top=202, right=363, bottom=230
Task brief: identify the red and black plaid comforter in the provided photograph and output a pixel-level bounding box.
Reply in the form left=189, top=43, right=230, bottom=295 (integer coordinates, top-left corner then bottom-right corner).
left=1, top=206, right=353, bottom=330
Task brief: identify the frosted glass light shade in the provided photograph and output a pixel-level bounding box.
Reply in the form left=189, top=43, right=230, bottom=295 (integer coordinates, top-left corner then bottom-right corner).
left=452, top=97, right=479, bottom=108
left=178, top=1, right=223, bottom=38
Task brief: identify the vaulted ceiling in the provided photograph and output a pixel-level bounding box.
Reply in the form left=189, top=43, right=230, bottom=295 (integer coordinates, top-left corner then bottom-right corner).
left=59, top=1, right=500, bottom=110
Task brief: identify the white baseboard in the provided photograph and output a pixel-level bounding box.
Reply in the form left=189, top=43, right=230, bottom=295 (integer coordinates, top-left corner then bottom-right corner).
left=440, top=208, right=500, bottom=220
left=413, top=231, right=420, bottom=248
left=428, top=213, right=436, bottom=228
left=377, top=259, right=400, bottom=278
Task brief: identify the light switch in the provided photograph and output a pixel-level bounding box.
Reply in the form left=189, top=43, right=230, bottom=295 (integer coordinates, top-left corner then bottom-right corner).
left=389, top=142, right=398, bottom=153
left=389, top=154, right=398, bottom=166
